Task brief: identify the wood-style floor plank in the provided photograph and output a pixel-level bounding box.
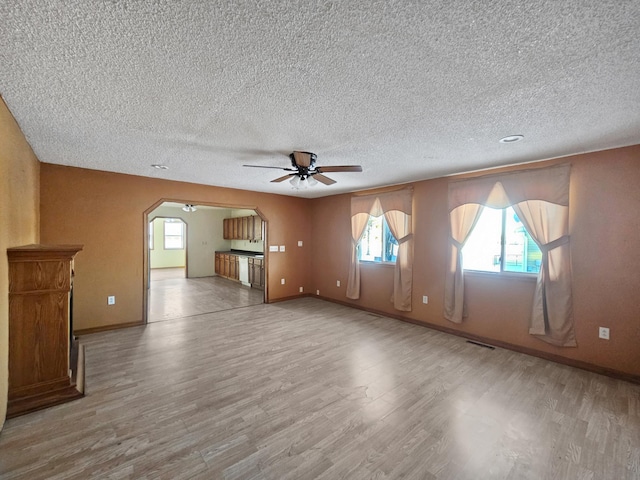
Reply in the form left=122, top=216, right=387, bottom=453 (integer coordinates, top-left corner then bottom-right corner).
left=1, top=297, right=639, bottom=479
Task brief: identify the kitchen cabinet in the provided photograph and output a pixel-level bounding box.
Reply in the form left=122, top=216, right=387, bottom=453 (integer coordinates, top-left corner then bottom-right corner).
left=222, top=215, right=263, bottom=241
left=215, top=252, right=246, bottom=282
left=248, top=257, right=264, bottom=289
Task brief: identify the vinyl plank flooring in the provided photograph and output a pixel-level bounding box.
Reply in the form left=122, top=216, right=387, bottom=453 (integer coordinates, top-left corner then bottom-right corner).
left=148, top=270, right=263, bottom=323
left=1, top=297, right=639, bottom=479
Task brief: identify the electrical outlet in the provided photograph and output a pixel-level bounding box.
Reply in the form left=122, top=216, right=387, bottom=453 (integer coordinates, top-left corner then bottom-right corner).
left=598, top=327, right=610, bottom=340
left=281, top=278, right=285, bottom=285
left=336, top=280, right=341, bottom=287
left=299, top=286, right=303, bottom=293
left=107, top=296, right=115, bottom=305
left=422, top=295, right=429, bottom=304
left=316, top=290, right=320, bottom=295
left=298, top=240, right=303, bottom=247
left=279, top=245, right=285, bottom=252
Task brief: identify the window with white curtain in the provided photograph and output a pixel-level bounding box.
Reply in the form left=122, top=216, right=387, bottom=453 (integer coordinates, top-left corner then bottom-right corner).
left=462, top=206, right=541, bottom=274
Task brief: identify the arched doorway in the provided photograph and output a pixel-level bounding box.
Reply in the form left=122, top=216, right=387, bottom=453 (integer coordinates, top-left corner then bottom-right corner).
left=144, top=201, right=266, bottom=324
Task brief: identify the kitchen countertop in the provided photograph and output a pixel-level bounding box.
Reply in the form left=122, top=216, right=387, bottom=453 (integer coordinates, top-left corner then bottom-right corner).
left=216, top=250, right=264, bottom=258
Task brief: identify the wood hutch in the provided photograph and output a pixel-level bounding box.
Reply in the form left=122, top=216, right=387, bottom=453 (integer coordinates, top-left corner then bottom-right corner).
left=6, top=244, right=84, bottom=418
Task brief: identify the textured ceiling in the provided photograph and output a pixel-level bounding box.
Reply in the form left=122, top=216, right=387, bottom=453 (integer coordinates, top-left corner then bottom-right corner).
left=2, top=1, right=639, bottom=198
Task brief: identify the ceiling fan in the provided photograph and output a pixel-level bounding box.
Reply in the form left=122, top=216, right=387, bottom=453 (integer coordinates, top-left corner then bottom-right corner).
left=243, top=151, right=363, bottom=187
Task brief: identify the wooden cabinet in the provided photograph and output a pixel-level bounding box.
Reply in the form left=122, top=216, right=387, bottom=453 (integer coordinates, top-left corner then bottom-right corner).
left=223, top=219, right=230, bottom=240
left=7, top=244, right=84, bottom=418
left=248, top=257, right=264, bottom=289
left=216, top=252, right=261, bottom=285
left=222, top=215, right=263, bottom=241
left=253, top=216, right=263, bottom=241
left=214, top=252, right=221, bottom=275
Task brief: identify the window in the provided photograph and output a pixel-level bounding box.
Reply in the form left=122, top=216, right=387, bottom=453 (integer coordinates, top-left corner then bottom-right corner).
left=163, top=219, right=184, bottom=250
left=462, top=206, right=541, bottom=274
left=358, top=215, right=398, bottom=263
left=149, top=221, right=154, bottom=250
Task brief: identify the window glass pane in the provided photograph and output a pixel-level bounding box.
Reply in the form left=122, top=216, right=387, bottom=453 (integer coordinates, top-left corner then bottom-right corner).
left=462, top=207, right=501, bottom=272
left=164, top=220, right=184, bottom=249
left=504, top=206, right=541, bottom=274
left=149, top=222, right=154, bottom=250
left=357, top=216, right=398, bottom=263
left=383, top=219, right=398, bottom=262
left=359, top=216, right=383, bottom=262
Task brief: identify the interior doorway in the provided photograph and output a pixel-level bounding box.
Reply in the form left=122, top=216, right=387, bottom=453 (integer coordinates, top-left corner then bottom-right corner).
left=144, top=201, right=265, bottom=324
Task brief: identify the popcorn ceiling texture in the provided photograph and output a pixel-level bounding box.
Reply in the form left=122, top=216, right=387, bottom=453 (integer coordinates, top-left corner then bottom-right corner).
left=1, top=0, right=639, bottom=198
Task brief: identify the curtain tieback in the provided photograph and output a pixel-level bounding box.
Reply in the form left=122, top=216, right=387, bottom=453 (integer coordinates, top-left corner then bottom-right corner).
left=451, top=238, right=464, bottom=249
left=540, top=235, right=569, bottom=254
left=397, top=233, right=413, bottom=245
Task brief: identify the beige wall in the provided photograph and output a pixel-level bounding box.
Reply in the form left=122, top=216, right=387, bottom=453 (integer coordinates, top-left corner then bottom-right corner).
left=0, top=97, right=40, bottom=428
left=40, top=164, right=312, bottom=331
left=310, top=146, right=640, bottom=377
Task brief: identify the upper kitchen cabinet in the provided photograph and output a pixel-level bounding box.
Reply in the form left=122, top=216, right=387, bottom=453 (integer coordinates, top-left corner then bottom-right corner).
left=223, top=215, right=263, bottom=241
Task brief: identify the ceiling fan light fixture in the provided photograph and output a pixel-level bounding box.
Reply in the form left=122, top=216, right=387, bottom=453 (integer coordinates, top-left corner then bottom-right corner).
left=499, top=134, right=524, bottom=144
left=151, top=164, right=168, bottom=170
left=289, top=176, right=301, bottom=188
left=307, top=174, right=318, bottom=187
left=182, top=204, right=197, bottom=212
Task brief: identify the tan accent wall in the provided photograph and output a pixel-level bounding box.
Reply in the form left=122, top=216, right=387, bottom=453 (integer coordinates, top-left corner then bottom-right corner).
left=310, top=145, right=640, bottom=377
left=0, top=97, right=40, bottom=428
left=39, top=164, right=311, bottom=331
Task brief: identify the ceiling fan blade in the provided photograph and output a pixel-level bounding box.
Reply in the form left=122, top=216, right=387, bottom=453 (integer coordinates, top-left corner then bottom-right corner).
left=292, top=151, right=313, bottom=167
left=314, top=173, right=336, bottom=185
left=316, top=165, right=363, bottom=173
left=271, top=174, right=294, bottom=183
left=243, top=164, right=294, bottom=171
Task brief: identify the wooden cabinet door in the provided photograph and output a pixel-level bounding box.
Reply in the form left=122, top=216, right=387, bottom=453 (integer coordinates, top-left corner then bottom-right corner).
left=253, top=216, right=263, bottom=241
left=252, top=258, right=264, bottom=288
left=233, top=218, right=239, bottom=239
left=223, top=219, right=229, bottom=240
left=214, top=253, right=221, bottom=275
left=223, top=254, right=230, bottom=277
left=248, top=258, right=255, bottom=284
left=229, top=256, right=237, bottom=279
left=246, top=216, right=254, bottom=240
left=241, top=217, right=248, bottom=240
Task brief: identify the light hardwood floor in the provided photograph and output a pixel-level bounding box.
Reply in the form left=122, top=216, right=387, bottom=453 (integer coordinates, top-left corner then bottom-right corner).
left=1, top=298, right=639, bottom=479
left=148, top=268, right=264, bottom=323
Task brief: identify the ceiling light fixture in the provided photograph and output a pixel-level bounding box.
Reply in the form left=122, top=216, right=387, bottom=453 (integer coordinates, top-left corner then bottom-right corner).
left=290, top=174, right=320, bottom=190
left=499, top=134, right=524, bottom=144
left=289, top=176, right=301, bottom=189
left=151, top=164, right=169, bottom=169
left=182, top=204, right=197, bottom=212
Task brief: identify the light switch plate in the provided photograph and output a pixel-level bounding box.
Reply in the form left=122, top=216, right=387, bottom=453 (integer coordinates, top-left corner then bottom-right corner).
left=279, top=245, right=285, bottom=252
left=298, top=240, right=303, bottom=247
left=269, top=245, right=278, bottom=252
